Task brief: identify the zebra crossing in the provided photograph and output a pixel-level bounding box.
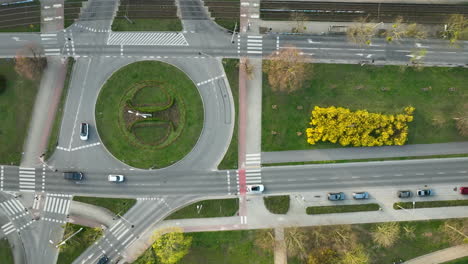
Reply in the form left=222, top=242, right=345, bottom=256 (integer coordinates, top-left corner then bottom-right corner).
left=19, top=167, right=36, bottom=192
left=1, top=222, right=16, bottom=236
left=247, top=35, right=263, bottom=54
left=43, top=195, right=71, bottom=215
left=109, top=220, right=135, bottom=243
left=245, top=153, right=262, bottom=184
left=106, top=32, right=189, bottom=46
left=41, top=33, right=61, bottom=56
left=0, top=199, right=27, bottom=219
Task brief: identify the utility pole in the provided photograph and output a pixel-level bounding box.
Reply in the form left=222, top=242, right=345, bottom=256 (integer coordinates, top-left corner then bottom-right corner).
left=231, top=22, right=238, bottom=44
left=55, top=227, right=83, bottom=248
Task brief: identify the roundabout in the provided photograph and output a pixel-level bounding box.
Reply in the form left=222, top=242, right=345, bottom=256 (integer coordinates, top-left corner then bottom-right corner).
left=95, top=61, right=204, bottom=169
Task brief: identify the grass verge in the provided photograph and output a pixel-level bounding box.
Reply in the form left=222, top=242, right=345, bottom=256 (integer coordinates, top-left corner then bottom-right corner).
left=95, top=61, right=203, bottom=168
left=262, top=154, right=468, bottom=167
left=45, top=58, right=75, bottom=160
left=262, top=64, right=468, bottom=152
left=0, top=59, right=41, bottom=165
left=218, top=59, right=239, bottom=169
left=263, top=195, right=290, bottom=214
left=394, top=200, right=468, bottom=210
left=73, top=196, right=136, bottom=215
left=306, top=203, right=380, bottom=214
left=57, top=224, right=103, bottom=264
left=0, top=238, right=14, bottom=264
left=165, top=199, right=239, bottom=220
left=111, top=18, right=182, bottom=31
left=133, top=229, right=273, bottom=264
left=215, top=19, right=239, bottom=32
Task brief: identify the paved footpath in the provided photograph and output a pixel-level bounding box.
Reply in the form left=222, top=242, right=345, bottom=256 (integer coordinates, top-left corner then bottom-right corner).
left=405, top=244, right=468, bottom=264
left=262, top=142, right=468, bottom=164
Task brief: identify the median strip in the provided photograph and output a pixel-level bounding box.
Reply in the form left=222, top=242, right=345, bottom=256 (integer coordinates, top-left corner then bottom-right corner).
left=306, top=203, right=380, bottom=215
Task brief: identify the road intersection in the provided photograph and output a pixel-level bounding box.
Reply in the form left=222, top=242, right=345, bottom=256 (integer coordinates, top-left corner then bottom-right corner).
left=0, top=0, right=467, bottom=263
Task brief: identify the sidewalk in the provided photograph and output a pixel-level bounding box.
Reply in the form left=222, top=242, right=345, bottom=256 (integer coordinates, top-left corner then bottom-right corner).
left=68, top=201, right=116, bottom=228
left=262, top=142, right=468, bottom=164
left=405, top=244, right=468, bottom=264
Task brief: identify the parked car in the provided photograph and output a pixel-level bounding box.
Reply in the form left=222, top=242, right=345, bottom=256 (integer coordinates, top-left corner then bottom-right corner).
left=247, top=184, right=264, bottom=194
left=63, top=172, right=83, bottom=181
left=397, top=190, right=412, bottom=198
left=80, top=122, right=89, bottom=141
left=460, top=187, right=468, bottom=195
left=108, top=174, right=125, bottom=183
left=97, top=255, right=109, bottom=264
left=328, top=192, right=345, bottom=201
left=417, top=189, right=433, bottom=197
left=352, top=192, right=369, bottom=199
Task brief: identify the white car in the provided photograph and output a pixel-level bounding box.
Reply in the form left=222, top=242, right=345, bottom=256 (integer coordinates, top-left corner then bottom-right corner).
left=80, top=123, right=89, bottom=141
left=247, top=184, right=264, bottom=194
left=108, top=174, right=125, bottom=182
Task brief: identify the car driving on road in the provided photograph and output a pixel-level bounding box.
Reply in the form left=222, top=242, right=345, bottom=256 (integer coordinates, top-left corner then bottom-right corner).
left=352, top=192, right=369, bottom=199
left=80, top=122, right=89, bottom=141
left=97, top=255, right=109, bottom=264
left=328, top=192, right=345, bottom=201
left=417, top=189, right=433, bottom=197
left=108, top=174, right=125, bottom=183
left=63, top=172, right=83, bottom=181
left=397, top=190, right=412, bottom=198
left=247, top=184, right=264, bottom=194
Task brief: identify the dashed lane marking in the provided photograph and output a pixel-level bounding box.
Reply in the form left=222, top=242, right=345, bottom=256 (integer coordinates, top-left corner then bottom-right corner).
left=196, top=74, right=225, bottom=86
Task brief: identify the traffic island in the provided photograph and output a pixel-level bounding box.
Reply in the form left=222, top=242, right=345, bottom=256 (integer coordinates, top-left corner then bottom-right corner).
left=165, top=198, right=239, bottom=219
left=56, top=224, right=103, bottom=264
left=306, top=203, right=380, bottom=214
left=95, top=61, right=203, bottom=169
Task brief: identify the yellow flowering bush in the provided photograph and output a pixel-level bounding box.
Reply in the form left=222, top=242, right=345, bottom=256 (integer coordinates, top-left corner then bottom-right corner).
left=306, top=106, right=415, bottom=147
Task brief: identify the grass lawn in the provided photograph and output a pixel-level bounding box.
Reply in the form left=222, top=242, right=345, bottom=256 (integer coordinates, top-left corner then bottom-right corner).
left=215, top=19, right=239, bottom=31
left=95, top=61, right=203, bottom=168
left=165, top=198, right=238, bottom=220
left=306, top=203, right=380, bottom=214
left=111, top=18, right=182, bottom=31
left=45, top=58, right=75, bottom=160
left=0, top=238, right=14, bottom=264
left=133, top=230, right=273, bottom=264
left=394, top=199, right=468, bottom=210
left=0, top=59, right=41, bottom=165
left=263, top=195, right=290, bottom=214
left=57, top=224, right=103, bottom=264
left=73, top=196, right=136, bottom=215
left=443, top=256, right=468, bottom=264
left=218, top=59, right=239, bottom=170
left=262, top=64, right=468, bottom=151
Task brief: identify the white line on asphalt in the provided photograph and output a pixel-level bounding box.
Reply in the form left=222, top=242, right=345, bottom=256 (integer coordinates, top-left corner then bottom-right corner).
left=68, top=59, right=92, bottom=149
left=437, top=172, right=445, bottom=175
left=116, top=228, right=129, bottom=240
left=351, top=176, right=360, bottom=179
left=394, top=174, right=403, bottom=177
left=415, top=173, right=425, bottom=176
left=19, top=167, right=35, bottom=171
left=247, top=51, right=262, bottom=54
left=247, top=43, right=262, bottom=46
left=247, top=39, right=262, bottom=43
left=457, top=171, right=467, bottom=173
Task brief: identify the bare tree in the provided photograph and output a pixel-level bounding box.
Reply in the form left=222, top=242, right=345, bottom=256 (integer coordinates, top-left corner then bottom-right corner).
left=291, top=11, right=308, bottom=33
left=386, top=17, right=428, bottom=43
left=341, top=244, right=369, bottom=264
left=15, top=44, right=47, bottom=80
left=347, top=17, right=381, bottom=46
left=285, top=227, right=309, bottom=260
left=254, top=229, right=275, bottom=252
left=405, top=23, right=428, bottom=39
left=372, top=222, right=400, bottom=248
left=444, top=14, right=468, bottom=45
left=263, top=46, right=312, bottom=93
left=441, top=219, right=468, bottom=244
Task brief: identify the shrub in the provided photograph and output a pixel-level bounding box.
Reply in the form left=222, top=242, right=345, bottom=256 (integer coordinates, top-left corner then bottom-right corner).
left=0, top=75, right=6, bottom=94
left=263, top=195, right=290, bottom=214
left=306, top=106, right=415, bottom=147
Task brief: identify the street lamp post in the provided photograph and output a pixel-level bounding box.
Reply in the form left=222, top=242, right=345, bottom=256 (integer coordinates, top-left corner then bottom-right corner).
left=55, top=227, right=83, bottom=248
left=38, top=155, right=54, bottom=171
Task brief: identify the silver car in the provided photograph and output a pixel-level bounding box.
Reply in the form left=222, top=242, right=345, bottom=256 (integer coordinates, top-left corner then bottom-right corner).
left=353, top=192, right=369, bottom=200
left=328, top=192, right=345, bottom=201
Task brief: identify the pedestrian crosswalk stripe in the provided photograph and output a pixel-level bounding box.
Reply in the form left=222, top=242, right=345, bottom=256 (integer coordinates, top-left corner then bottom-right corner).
left=107, top=32, right=189, bottom=46
left=44, top=196, right=71, bottom=215
left=1, top=222, right=16, bottom=235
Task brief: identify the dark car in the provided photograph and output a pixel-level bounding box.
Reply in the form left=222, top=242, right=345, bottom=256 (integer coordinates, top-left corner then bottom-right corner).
left=460, top=187, right=468, bottom=195
left=397, top=190, right=412, bottom=198
left=63, top=172, right=83, bottom=181
left=417, top=189, right=433, bottom=197
left=97, top=255, right=109, bottom=264
left=328, top=192, right=345, bottom=201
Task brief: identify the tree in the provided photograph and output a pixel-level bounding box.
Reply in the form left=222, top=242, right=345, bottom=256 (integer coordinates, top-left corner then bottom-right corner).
left=307, top=248, right=340, bottom=264
left=15, top=44, right=47, bottom=80
left=347, top=17, right=380, bottom=46
left=385, top=17, right=427, bottom=43
left=152, top=227, right=192, bottom=264
left=291, top=11, right=308, bottom=33
left=405, top=23, right=427, bottom=39
left=444, top=14, right=468, bottom=45
left=409, top=48, right=427, bottom=70
left=254, top=229, right=275, bottom=252
left=341, top=245, right=369, bottom=264
left=284, top=227, right=309, bottom=260
left=441, top=219, right=468, bottom=244
left=263, top=46, right=312, bottom=93
left=238, top=57, right=254, bottom=80
left=371, top=222, right=400, bottom=248
left=454, top=104, right=468, bottom=137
